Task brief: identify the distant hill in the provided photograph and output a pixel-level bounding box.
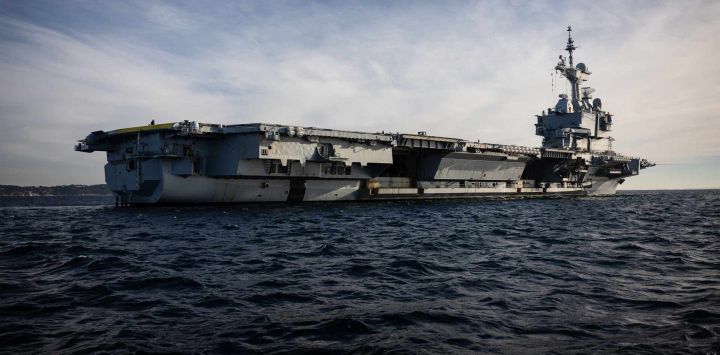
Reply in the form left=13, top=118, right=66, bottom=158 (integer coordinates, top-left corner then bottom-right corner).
left=0, top=184, right=111, bottom=196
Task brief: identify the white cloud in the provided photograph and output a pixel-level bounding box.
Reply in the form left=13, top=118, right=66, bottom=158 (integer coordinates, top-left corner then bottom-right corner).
left=0, top=1, right=718, bottom=188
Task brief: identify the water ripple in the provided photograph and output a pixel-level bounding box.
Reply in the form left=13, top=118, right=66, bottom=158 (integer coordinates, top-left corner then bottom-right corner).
left=0, top=191, right=718, bottom=353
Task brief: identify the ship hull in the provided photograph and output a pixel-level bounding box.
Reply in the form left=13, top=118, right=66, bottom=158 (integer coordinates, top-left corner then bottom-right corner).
left=119, top=165, right=587, bottom=205
left=584, top=177, right=623, bottom=196
left=76, top=121, right=645, bottom=206
left=125, top=178, right=587, bottom=205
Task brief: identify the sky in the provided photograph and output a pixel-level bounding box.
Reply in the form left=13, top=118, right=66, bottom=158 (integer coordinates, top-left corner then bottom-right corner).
left=0, top=0, right=718, bottom=189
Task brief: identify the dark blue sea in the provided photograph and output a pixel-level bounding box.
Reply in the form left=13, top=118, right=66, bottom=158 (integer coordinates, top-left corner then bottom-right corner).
left=1, top=190, right=718, bottom=354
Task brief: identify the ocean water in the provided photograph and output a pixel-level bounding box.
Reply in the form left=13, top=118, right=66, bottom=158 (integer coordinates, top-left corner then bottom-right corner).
left=0, top=190, right=718, bottom=354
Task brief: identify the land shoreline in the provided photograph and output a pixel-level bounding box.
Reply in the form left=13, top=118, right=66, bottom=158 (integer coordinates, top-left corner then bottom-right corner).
left=0, top=184, right=110, bottom=196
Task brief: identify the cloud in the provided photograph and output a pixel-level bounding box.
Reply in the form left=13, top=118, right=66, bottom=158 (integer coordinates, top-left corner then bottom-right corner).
left=0, top=0, right=718, bottom=188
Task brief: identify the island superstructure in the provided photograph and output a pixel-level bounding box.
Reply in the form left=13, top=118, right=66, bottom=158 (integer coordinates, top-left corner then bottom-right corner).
left=75, top=27, right=654, bottom=205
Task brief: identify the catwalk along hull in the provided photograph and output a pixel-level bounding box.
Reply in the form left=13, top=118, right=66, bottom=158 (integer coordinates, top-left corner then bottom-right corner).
left=75, top=28, right=652, bottom=205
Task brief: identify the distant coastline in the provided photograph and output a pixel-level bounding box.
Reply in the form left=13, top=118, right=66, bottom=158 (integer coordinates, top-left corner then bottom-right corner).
left=0, top=184, right=110, bottom=196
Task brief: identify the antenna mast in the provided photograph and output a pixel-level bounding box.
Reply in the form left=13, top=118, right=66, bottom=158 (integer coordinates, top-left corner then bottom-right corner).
left=566, top=26, right=576, bottom=66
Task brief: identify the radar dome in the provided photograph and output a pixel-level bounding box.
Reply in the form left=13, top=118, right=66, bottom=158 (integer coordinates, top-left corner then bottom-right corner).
left=576, top=63, right=590, bottom=73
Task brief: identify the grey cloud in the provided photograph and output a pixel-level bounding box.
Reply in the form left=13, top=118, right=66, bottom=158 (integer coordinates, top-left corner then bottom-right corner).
left=0, top=0, right=718, bottom=189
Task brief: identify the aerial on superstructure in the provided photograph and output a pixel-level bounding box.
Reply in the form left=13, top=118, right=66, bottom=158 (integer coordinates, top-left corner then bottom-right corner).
left=539, top=26, right=613, bottom=153
left=75, top=27, right=653, bottom=205
left=534, top=26, right=654, bottom=194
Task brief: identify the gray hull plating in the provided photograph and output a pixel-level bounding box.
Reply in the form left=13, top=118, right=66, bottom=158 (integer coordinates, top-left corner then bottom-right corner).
left=585, top=177, right=622, bottom=196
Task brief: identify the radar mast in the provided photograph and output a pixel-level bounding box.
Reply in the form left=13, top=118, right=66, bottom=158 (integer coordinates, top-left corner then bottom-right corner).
left=555, top=25, right=590, bottom=111
left=566, top=26, right=576, bottom=67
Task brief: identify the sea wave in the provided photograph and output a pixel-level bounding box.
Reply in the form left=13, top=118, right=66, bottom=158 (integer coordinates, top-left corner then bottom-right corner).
left=0, top=190, right=718, bottom=353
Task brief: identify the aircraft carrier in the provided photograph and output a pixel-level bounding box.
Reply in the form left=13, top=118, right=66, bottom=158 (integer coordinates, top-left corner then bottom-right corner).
left=75, top=27, right=654, bottom=205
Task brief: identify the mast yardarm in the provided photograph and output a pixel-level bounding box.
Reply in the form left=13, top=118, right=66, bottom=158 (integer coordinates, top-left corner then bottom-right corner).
left=566, top=26, right=576, bottom=66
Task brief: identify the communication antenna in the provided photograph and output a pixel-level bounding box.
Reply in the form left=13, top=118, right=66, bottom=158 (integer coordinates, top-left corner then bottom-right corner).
left=550, top=71, right=556, bottom=103
left=566, top=26, right=576, bottom=66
